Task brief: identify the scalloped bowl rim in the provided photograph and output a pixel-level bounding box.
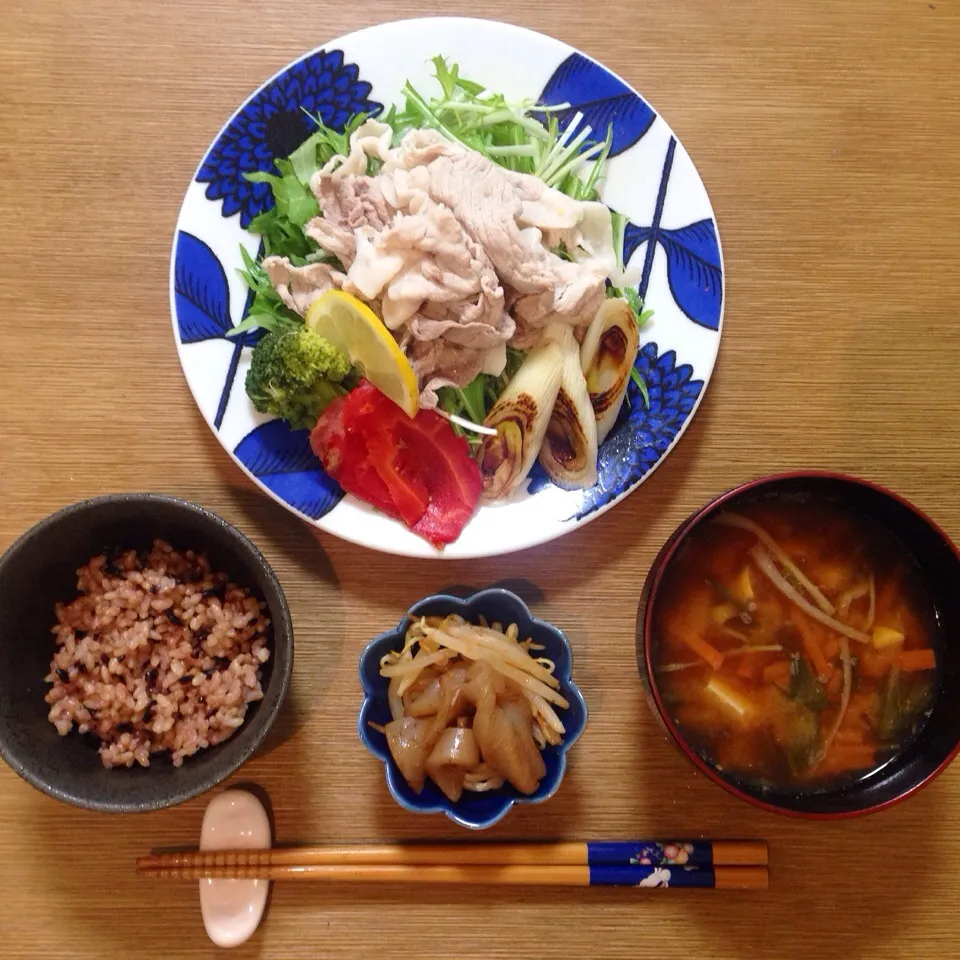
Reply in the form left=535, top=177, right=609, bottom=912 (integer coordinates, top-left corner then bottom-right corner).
left=358, top=588, right=587, bottom=829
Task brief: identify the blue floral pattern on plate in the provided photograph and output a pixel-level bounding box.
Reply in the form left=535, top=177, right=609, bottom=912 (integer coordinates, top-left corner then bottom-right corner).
left=537, top=52, right=656, bottom=156
left=582, top=343, right=703, bottom=516
left=234, top=420, right=342, bottom=520
left=173, top=231, right=266, bottom=428
left=196, top=50, right=382, bottom=227
left=623, top=138, right=723, bottom=332
left=171, top=20, right=724, bottom=553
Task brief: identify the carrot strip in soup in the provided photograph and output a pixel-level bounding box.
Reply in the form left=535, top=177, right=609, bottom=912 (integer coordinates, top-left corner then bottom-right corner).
left=676, top=633, right=724, bottom=671
left=821, top=636, right=840, bottom=660
left=899, top=648, right=936, bottom=672
left=762, top=661, right=791, bottom=690
left=793, top=613, right=832, bottom=681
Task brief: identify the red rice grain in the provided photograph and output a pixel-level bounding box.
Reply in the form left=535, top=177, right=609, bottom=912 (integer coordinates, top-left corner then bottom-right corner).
left=44, top=539, right=271, bottom=768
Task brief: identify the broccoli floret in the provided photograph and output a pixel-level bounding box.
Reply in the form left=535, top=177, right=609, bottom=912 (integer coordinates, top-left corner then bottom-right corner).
left=245, top=323, right=353, bottom=429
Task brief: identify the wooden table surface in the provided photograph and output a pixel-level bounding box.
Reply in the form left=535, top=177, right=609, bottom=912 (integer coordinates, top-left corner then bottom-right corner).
left=2, top=1, right=959, bottom=957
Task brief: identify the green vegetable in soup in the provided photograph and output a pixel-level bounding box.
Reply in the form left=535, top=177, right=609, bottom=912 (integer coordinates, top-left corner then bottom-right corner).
left=876, top=666, right=902, bottom=743
left=877, top=668, right=935, bottom=744
left=783, top=699, right=822, bottom=776
left=789, top=655, right=827, bottom=713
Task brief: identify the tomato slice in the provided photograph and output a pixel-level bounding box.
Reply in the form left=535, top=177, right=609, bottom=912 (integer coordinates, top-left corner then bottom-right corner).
left=310, top=381, right=481, bottom=547
left=363, top=428, right=430, bottom=528
left=311, top=396, right=399, bottom=521
left=396, top=417, right=481, bottom=546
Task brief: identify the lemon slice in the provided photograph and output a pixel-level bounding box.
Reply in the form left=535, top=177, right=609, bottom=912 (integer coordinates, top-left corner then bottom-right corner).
left=306, top=291, right=419, bottom=418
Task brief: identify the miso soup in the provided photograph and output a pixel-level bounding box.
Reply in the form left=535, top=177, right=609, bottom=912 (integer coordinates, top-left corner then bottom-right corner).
left=652, top=498, right=940, bottom=791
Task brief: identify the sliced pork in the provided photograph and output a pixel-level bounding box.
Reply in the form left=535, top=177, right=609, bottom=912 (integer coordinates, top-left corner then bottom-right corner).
left=261, top=257, right=344, bottom=315
left=267, top=123, right=615, bottom=410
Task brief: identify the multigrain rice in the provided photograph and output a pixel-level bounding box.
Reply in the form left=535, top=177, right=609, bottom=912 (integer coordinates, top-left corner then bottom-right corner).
left=45, top=540, right=270, bottom=768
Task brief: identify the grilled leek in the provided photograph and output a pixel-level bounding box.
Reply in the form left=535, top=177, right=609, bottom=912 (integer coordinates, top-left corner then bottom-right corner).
left=538, top=324, right=598, bottom=489
left=580, top=297, right=640, bottom=444
left=479, top=339, right=564, bottom=501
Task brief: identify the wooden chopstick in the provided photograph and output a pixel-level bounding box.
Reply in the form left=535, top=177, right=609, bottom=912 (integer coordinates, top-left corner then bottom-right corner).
left=138, top=839, right=766, bottom=871
left=137, top=840, right=768, bottom=889
left=137, top=862, right=768, bottom=889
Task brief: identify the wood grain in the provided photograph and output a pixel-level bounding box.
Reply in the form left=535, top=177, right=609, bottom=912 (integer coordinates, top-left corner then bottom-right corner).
left=2, top=1, right=959, bottom=957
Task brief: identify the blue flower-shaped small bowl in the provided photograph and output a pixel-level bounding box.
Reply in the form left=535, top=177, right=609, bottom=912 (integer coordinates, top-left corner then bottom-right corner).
left=358, top=589, right=587, bottom=829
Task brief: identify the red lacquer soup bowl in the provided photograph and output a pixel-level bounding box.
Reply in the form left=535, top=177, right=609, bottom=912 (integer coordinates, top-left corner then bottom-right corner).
left=636, top=472, right=960, bottom=818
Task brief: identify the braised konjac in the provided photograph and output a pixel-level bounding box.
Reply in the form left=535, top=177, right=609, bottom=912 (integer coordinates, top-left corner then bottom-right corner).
left=375, top=616, right=568, bottom=800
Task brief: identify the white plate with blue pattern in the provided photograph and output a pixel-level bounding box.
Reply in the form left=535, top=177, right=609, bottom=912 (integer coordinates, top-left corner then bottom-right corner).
left=170, top=18, right=724, bottom=559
